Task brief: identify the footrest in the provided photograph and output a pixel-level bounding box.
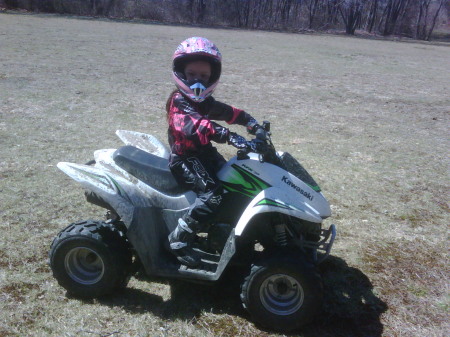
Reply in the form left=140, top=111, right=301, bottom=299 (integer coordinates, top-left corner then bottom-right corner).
left=179, top=260, right=217, bottom=274
left=177, top=230, right=236, bottom=281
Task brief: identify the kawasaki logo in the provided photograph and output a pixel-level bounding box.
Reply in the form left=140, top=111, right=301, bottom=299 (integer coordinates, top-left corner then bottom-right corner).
left=282, top=176, right=314, bottom=201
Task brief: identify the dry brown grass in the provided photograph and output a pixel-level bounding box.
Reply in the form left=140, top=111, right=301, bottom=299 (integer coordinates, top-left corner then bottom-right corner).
left=362, top=239, right=449, bottom=336
left=1, top=11, right=449, bottom=337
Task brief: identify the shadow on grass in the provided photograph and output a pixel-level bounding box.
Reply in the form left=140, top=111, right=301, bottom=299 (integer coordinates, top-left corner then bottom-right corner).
left=302, top=255, right=388, bottom=337
left=89, top=255, right=387, bottom=336
left=92, top=271, right=246, bottom=320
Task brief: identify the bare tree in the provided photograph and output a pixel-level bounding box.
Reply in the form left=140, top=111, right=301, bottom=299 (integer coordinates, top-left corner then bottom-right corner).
left=339, top=0, right=364, bottom=34
left=378, top=0, right=410, bottom=36
left=416, top=0, right=445, bottom=40
left=325, top=0, right=340, bottom=29
left=365, top=0, right=379, bottom=32
left=426, top=0, right=445, bottom=40
left=2, top=0, right=448, bottom=40
left=191, top=0, right=206, bottom=23
left=280, top=0, right=294, bottom=27
left=307, top=0, right=320, bottom=28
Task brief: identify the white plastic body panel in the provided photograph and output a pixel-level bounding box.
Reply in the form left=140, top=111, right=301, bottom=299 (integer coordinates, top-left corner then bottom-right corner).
left=116, top=130, right=170, bottom=159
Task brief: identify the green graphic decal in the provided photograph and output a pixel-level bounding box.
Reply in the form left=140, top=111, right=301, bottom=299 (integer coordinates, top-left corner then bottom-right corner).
left=106, top=174, right=130, bottom=201
left=222, top=164, right=271, bottom=198
left=308, top=184, right=321, bottom=192
left=255, top=198, right=303, bottom=212
left=72, top=166, right=129, bottom=201
left=73, top=166, right=110, bottom=186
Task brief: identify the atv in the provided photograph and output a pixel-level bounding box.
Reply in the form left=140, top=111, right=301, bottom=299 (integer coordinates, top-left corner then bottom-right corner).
left=49, top=121, right=336, bottom=332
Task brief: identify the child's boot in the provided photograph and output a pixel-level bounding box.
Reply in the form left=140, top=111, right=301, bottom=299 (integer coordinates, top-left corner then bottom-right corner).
left=168, top=215, right=201, bottom=268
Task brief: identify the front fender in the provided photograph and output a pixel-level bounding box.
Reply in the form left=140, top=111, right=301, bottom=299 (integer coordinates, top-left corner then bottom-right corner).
left=234, top=187, right=322, bottom=236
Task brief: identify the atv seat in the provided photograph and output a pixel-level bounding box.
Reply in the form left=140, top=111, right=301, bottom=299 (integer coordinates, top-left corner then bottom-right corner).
left=113, top=145, right=184, bottom=195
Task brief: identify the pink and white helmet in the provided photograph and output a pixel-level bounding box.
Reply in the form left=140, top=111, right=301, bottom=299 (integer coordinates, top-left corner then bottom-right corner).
left=172, top=37, right=222, bottom=103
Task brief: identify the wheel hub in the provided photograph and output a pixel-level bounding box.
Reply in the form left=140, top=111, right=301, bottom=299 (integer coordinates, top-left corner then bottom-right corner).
left=260, top=273, right=304, bottom=316
left=64, top=247, right=105, bottom=285
left=276, top=282, right=288, bottom=295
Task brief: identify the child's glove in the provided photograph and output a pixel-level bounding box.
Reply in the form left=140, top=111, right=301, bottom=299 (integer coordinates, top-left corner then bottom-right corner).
left=247, top=139, right=267, bottom=153
left=246, top=117, right=262, bottom=135
left=228, top=132, right=249, bottom=149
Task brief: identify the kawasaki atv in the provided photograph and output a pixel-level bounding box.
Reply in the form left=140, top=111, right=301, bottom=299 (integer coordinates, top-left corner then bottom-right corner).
left=49, top=121, right=336, bottom=332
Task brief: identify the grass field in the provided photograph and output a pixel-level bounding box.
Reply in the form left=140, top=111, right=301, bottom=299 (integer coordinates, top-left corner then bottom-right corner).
left=1, top=12, right=449, bottom=337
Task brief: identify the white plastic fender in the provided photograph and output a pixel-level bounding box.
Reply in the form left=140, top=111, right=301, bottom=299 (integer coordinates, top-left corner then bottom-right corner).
left=57, top=162, right=131, bottom=197
left=57, top=160, right=195, bottom=210
left=116, top=130, right=170, bottom=159
left=57, top=162, right=146, bottom=224
left=94, top=149, right=138, bottom=182
left=234, top=186, right=323, bottom=236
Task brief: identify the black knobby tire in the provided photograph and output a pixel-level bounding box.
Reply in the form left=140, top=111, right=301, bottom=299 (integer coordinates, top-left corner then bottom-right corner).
left=240, top=255, right=323, bottom=332
left=49, top=220, right=132, bottom=298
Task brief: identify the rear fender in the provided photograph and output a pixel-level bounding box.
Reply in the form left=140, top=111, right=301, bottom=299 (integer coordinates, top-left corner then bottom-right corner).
left=94, top=149, right=137, bottom=182
left=116, top=130, right=170, bottom=159
left=93, top=149, right=195, bottom=210
left=57, top=162, right=150, bottom=224
left=234, top=187, right=322, bottom=236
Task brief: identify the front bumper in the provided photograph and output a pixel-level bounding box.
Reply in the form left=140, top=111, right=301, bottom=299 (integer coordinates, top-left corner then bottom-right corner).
left=304, top=224, right=337, bottom=264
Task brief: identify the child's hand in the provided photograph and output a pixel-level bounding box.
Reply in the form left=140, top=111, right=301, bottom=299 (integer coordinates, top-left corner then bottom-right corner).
left=246, top=118, right=262, bottom=135
left=247, top=139, right=267, bottom=153
left=227, top=132, right=248, bottom=149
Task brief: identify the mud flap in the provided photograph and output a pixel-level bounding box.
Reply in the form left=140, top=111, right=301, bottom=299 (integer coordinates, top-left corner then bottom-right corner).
left=126, top=206, right=168, bottom=275
left=126, top=206, right=237, bottom=281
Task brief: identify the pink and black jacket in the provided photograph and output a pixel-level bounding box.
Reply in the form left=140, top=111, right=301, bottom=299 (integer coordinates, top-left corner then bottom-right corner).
left=167, top=91, right=256, bottom=163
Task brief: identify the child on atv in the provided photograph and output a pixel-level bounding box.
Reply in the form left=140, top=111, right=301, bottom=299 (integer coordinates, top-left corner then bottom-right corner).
left=166, top=37, right=261, bottom=267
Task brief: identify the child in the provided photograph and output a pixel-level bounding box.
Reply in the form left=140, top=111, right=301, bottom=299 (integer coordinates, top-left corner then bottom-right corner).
left=166, top=37, right=261, bottom=267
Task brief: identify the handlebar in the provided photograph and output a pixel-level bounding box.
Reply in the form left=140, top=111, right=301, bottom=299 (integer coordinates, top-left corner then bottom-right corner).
left=236, top=121, right=282, bottom=166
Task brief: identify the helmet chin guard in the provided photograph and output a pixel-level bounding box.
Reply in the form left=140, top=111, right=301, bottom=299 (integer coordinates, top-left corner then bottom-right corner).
left=190, top=81, right=206, bottom=99
left=172, top=74, right=218, bottom=102
left=172, top=37, right=222, bottom=103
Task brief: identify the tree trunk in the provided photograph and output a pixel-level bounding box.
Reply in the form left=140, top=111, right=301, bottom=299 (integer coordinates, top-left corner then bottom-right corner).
left=426, top=0, right=445, bottom=40
left=367, top=0, right=378, bottom=33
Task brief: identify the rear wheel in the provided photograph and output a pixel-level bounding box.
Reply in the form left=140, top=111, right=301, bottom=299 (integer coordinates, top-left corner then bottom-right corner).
left=49, top=220, right=132, bottom=298
left=240, top=255, right=322, bottom=332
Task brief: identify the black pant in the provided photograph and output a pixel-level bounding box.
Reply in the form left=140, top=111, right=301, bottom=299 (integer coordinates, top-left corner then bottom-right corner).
left=169, top=150, right=226, bottom=226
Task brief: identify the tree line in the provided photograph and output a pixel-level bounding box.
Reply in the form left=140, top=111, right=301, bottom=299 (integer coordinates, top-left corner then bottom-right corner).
left=1, top=0, right=448, bottom=41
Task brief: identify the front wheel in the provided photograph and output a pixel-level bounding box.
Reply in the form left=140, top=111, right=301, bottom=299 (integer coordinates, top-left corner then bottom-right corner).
left=240, top=255, right=322, bottom=332
left=49, top=220, right=132, bottom=298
